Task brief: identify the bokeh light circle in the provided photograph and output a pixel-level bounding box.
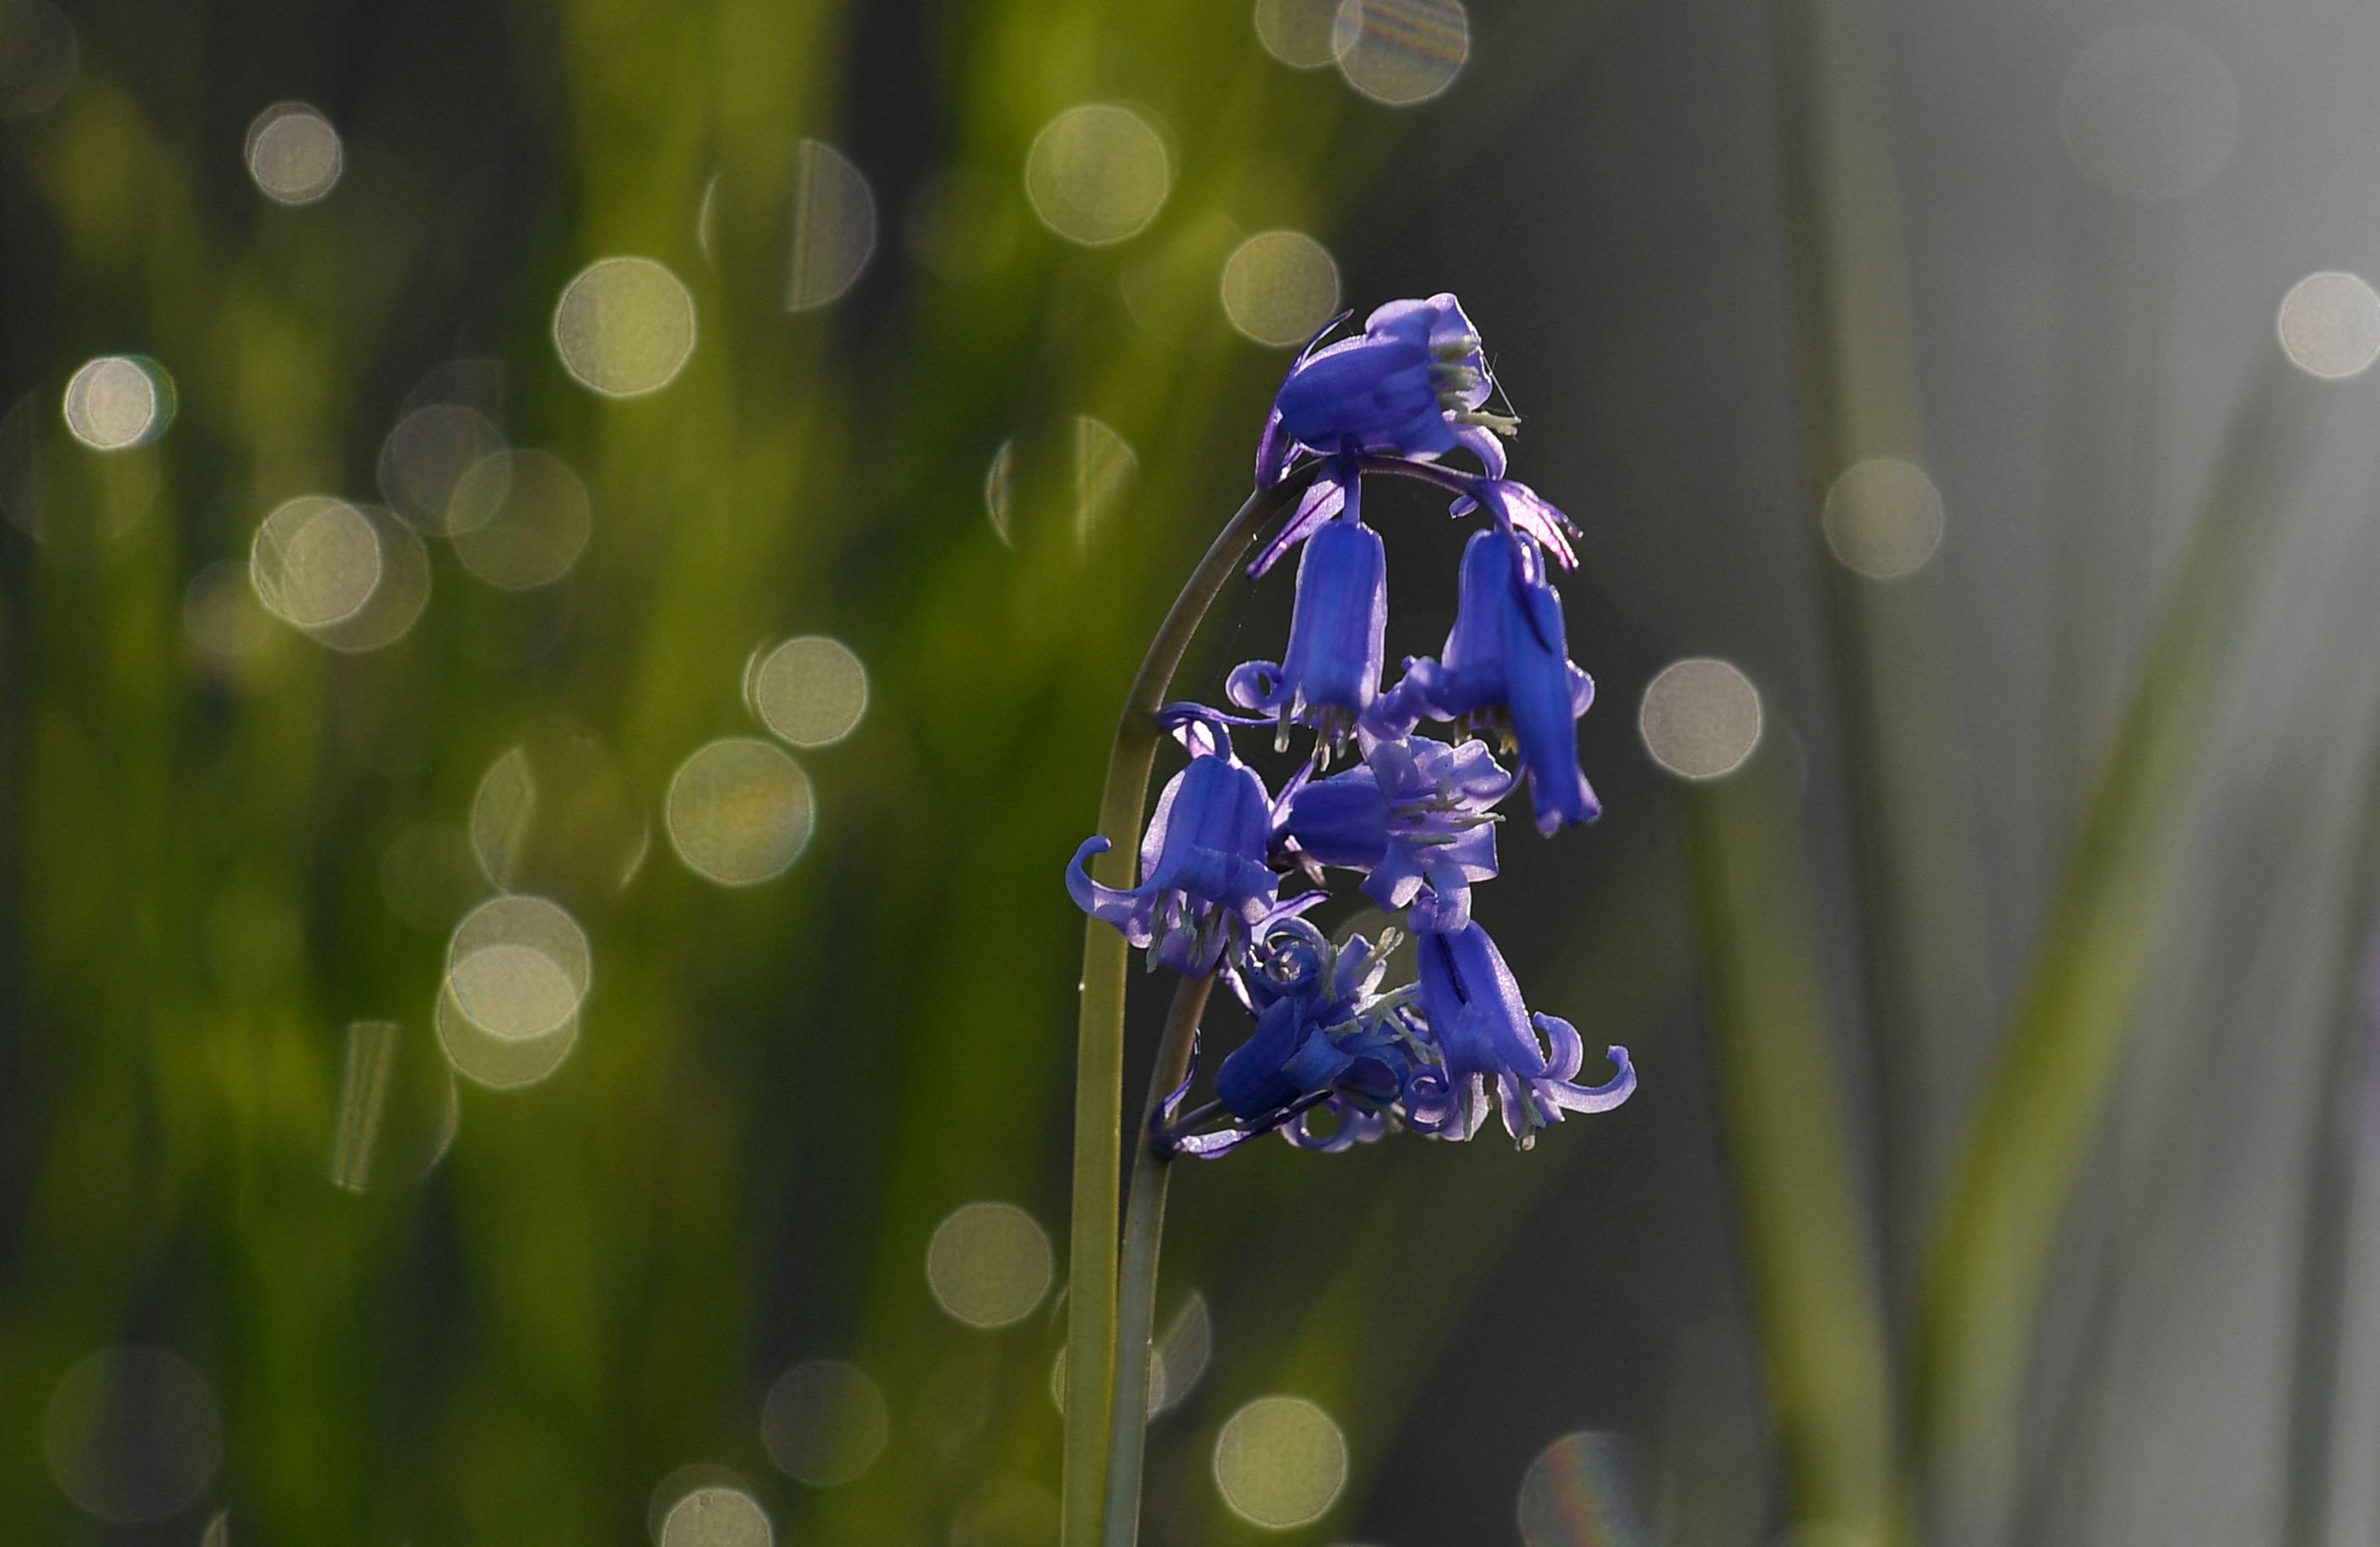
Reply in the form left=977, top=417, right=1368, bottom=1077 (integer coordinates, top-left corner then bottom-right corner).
left=1332, top=0, right=1470, bottom=105
left=553, top=256, right=698, bottom=397
left=984, top=439, right=1016, bottom=547
left=2058, top=26, right=2237, bottom=202
left=1024, top=104, right=1171, bottom=246
left=1255, top=0, right=1347, bottom=67
left=761, top=1360, right=889, bottom=1485
left=332, top=1019, right=461, bottom=1193
left=1073, top=415, right=1139, bottom=552
left=1640, top=659, right=1763, bottom=780
left=437, top=894, right=591, bottom=1088
left=1213, top=1395, right=1348, bottom=1528
left=378, top=402, right=509, bottom=536
left=666, top=738, right=814, bottom=886
left=786, top=138, right=878, bottom=310
left=251, top=496, right=382, bottom=629
left=748, top=636, right=868, bottom=747
left=62, top=357, right=170, bottom=450
left=245, top=102, right=343, bottom=204
left=925, top=1200, right=1054, bottom=1328
left=1821, top=458, right=1945, bottom=579
left=451, top=449, right=592, bottom=589
left=0, top=0, right=78, bottom=121
left=659, top=1485, right=773, bottom=1547
left=1221, top=231, right=1341, bottom=347
left=1517, top=1431, right=1657, bottom=1547
left=43, top=1348, right=223, bottom=1524
left=2277, top=272, right=2380, bottom=380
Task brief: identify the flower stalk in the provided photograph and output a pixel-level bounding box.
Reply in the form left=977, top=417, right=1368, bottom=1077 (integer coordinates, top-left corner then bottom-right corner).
left=1100, top=971, right=1215, bottom=1547
left=1061, top=472, right=1313, bottom=1547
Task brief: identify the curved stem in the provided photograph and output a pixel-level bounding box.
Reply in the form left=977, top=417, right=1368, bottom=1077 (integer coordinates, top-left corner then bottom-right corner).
left=1061, top=472, right=1311, bottom=1547
left=1100, top=973, right=1214, bottom=1547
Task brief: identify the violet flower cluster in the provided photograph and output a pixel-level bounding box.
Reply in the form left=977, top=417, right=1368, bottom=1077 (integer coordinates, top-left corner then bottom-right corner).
left=1068, top=295, right=1634, bottom=1153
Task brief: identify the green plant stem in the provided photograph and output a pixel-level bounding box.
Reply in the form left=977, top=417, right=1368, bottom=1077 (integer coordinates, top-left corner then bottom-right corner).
left=1061, top=473, right=1308, bottom=1547
left=1100, top=971, right=1213, bottom=1547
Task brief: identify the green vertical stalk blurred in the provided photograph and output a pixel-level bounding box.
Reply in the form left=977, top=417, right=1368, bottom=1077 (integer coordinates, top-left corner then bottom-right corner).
left=1915, top=364, right=2311, bottom=1529
left=1765, top=0, right=1991, bottom=1301
left=1685, top=760, right=1900, bottom=1545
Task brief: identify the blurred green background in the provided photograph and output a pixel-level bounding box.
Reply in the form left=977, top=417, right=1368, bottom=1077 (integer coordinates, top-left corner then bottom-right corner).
left=8, top=0, right=2380, bottom=1543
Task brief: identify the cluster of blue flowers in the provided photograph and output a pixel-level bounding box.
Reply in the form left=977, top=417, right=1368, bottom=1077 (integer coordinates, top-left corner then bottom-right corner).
left=1067, top=295, right=1634, bottom=1154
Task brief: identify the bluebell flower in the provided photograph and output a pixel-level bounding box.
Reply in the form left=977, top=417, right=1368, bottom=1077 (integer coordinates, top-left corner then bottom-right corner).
left=1283, top=736, right=1510, bottom=931
left=1166, top=919, right=1418, bottom=1156
left=1402, top=920, right=1634, bottom=1146
left=1227, top=506, right=1388, bottom=750
left=1375, top=524, right=1600, bottom=834
left=1255, top=294, right=1515, bottom=491
left=1067, top=725, right=1279, bottom=977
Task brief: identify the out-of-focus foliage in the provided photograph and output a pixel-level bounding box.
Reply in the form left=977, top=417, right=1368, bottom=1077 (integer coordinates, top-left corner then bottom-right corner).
left=11, top=0, right=2380, bottom=1544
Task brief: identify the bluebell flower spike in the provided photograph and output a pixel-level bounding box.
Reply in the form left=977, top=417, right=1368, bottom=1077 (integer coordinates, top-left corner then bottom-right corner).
left=1404, top=920, right=1634, bottom=1147
left=1228, top=499, right=1388, bottom=753
left=1258, top=295, right=1515, bottom=490
left=1066, top=743, right=1280, bottom=978
left=1375, top=526, right=1600, bottom=834
left=1283, top=736, right=1511, bottom=932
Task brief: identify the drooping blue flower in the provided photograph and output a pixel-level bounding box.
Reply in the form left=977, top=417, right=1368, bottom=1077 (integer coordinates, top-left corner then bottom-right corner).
left=1255, top=294, right=1515, bottom=490
left=1374, top=523, right=1600, bottom=834
left=1067, top=725, right=1279, bottom=977
left=1163, top=919, right=1417, bottom=1156
left=1283, top=735, right=1510, bottom=931
left=1227, top=504, right=1387, bottom=750
left=1402, top=920, right=1634, bottom=1146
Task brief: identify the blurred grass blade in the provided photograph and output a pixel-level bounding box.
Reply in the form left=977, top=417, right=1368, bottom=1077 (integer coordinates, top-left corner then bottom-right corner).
left=1915, top=364, right=2311, bottom=1521
left=1684, top=759, right=1900, bottom=1544
left=1767, top=0, right=1990, bottom=1285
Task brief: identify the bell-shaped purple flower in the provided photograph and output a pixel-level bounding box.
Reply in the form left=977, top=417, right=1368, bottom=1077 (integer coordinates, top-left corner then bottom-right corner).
left=1256, top=294, right=1515, bottom=489
left=1228, top=509, right=1387, bottom=749
left=1284, top=736, right=1510, bottom=931
left=1403, top=920, right=1633, bottom=1147
left=1067, top=735, right=1279, bottom=977
left=1376, top=524, right=1599, bottom=834
left=1164, top=919, right=1416, bottom=1156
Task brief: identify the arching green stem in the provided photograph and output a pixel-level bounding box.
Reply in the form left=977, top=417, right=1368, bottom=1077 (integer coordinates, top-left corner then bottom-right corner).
left=1061, top=472, right=1311, bottom=1547
left=1099, top=971, right=1214, bottom=1547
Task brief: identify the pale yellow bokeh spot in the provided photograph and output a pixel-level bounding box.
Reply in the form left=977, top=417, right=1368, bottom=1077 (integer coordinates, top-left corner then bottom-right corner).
left=0, top=0, right=78, bottom=122
left=1255, top=0, right=1347, bottom=67
left=1024, top=104, right=1171, bottom=246
left=2059, top=27, right=2237, bottom=202
left=553, top=256, right=697, bottom=397
left=1639, top=659, right=1762, bottom=780
left=984, top=439, right=1016, bottom=547
left=666, top=738, right=814, bottom=886
left=926, top=1201, right=1053, bottom=1328
left=378, top=403, right=507, bottom=536
left=762, top=1361, right=888, bottom=1485
left=44, top=1348, right=222, bottom=1525
left=451, top=450, right=591, bottom=589
left=62, top=357, right=163, bottom=450
left=1213, top=1395, right=1348, bottom=1528
left=2278, top=271, right=2380, bottom=380
left=1073, top=415, right=1138, bottom=553
left=245, top=103, right=343, bottom=204
left=447, top=944, right=578, bottom=1042
left=1333, top=0, right=1471, bottom=106
left=787, top=138, right=877, bottom=310
left=251, top=496, right=381, bottom=629
left=1821, top=458, right=1945, bottom=579
left=749, top=636, right=868, bottom=748
left=1222, top=231, right=1341, bottom=348
left=659, top=1485, right=772, bottom=1547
